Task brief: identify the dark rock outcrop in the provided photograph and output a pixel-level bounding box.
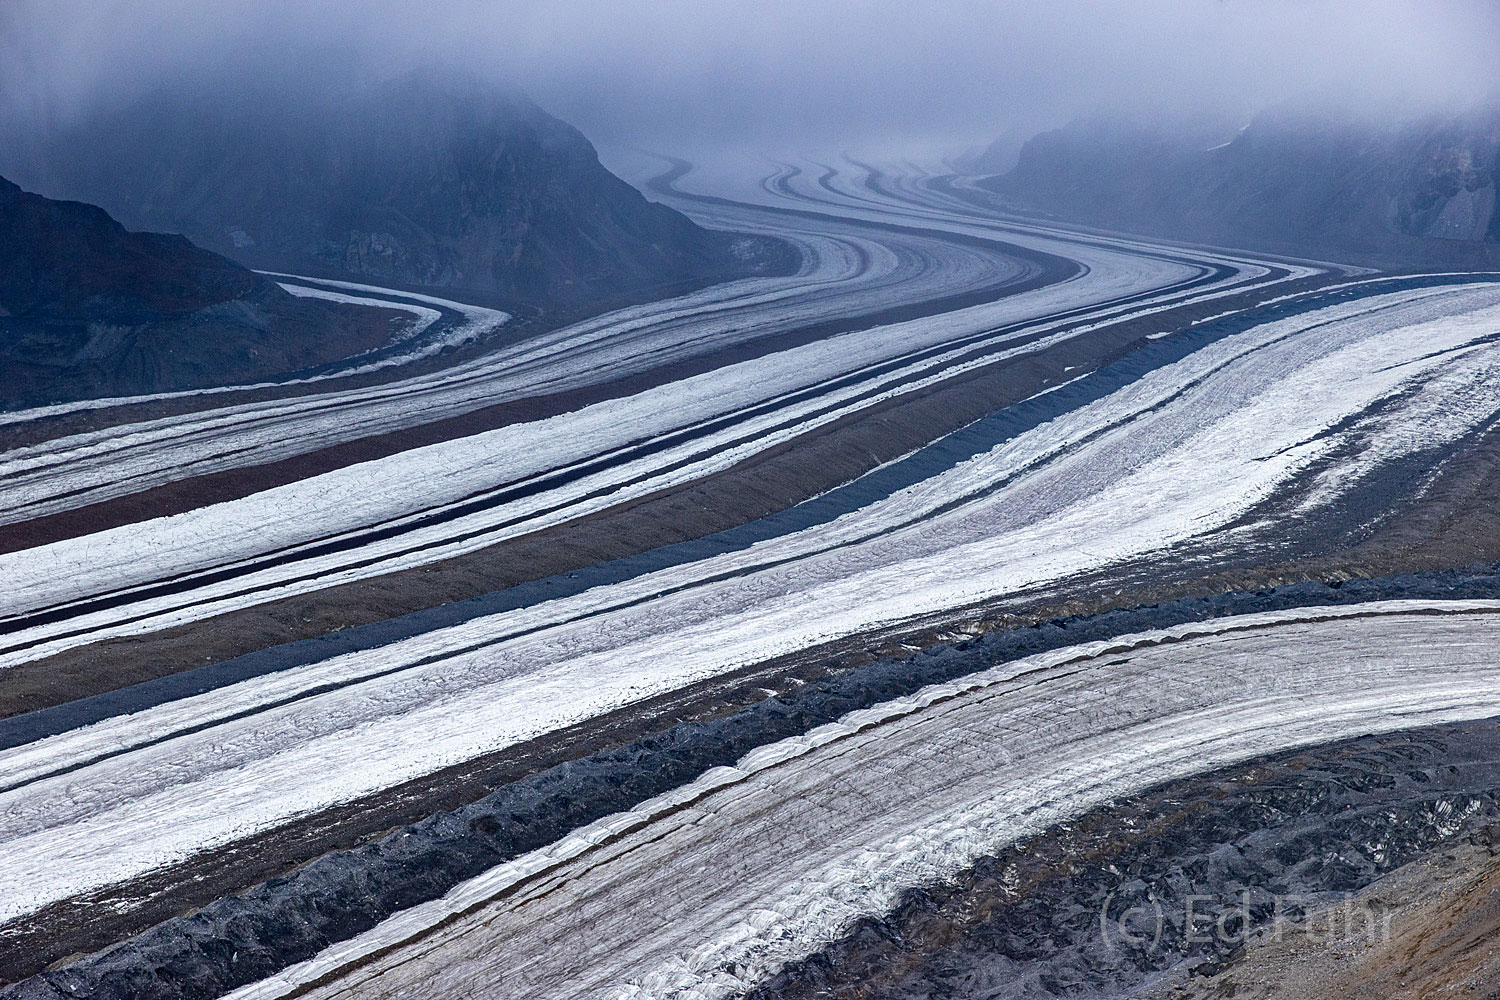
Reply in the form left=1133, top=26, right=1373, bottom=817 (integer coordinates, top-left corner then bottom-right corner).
left=0, top=175, right=266, bottom=323
left=6, top=71, right=780, bottom=308
left=0, top=177, right=398, bottom=409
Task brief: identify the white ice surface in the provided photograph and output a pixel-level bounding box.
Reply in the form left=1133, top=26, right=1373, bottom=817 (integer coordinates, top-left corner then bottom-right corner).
left=224, top=602, right=1500, bottom=1000
left=3, top=284, right=1500, bottom=924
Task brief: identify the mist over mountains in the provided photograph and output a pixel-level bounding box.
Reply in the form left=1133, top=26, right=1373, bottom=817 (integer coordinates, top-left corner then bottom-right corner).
left=974, top=105, right=1500, bottom=263
left=3, top=70, right=782, bottom=309
left=7, top=1, right=1498, bottom=158
left=3, top=0, right=1497, bottom=409
left=0, top=67, right=792, bottom=406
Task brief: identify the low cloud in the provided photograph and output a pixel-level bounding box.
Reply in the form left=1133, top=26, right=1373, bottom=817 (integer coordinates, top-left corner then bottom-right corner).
left=3, top=0, right=1497, bottom=157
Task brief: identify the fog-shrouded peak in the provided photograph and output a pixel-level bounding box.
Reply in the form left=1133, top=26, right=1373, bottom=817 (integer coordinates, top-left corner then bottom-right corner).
left=3, top=0, right=1497, bottom=160
left=3, top=65, right=788, bottom=306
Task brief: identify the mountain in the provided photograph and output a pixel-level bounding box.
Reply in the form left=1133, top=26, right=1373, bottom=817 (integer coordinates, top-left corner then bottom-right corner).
left=951, top=123, right=1044, bottom=177
left=976, top=106, right=1500, bottom=262
left=0, top=176, right=399, bottom=408
left=5, top=71, right=783, bottom=309
left=0, top=176, right=266, bottom=323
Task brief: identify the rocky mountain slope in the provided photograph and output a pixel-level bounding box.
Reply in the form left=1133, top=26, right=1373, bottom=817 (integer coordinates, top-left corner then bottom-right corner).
left=5, top=71, right=779, bottom=308
left=977, top=106, right=1500, bottom=261
left=0, top=176, right=397, bottom=408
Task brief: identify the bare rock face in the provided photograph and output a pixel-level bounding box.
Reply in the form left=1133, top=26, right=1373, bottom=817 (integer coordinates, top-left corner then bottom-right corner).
left=1390, top=113, right=1500, bottom=241
left=7, top=70, right=774, bottom=308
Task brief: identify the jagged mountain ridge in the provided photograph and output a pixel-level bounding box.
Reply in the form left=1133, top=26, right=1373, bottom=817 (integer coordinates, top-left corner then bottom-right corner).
left=6, top=72, right=779, bottom=307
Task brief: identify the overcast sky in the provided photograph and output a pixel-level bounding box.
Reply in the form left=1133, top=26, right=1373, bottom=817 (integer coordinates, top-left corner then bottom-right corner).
left=3, top=0, right=1497, bottom=157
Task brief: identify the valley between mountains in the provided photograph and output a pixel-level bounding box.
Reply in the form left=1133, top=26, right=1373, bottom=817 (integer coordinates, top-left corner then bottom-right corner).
left=6, top=153, right=1500, bottom=999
